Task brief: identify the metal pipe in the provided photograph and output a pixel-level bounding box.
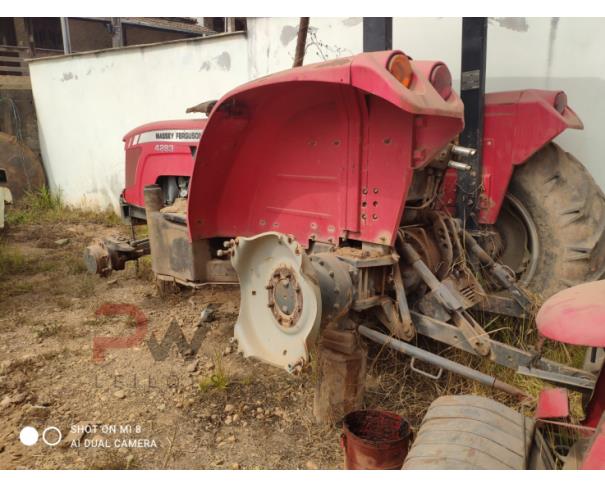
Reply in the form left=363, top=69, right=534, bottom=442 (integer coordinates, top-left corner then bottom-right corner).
left=60, top=18, right=72, bottom=54
left=358, top=324, right=529, bottom=399
left=462, top=230, right=532, bottom=310
left=292, top=18, right=309, bottom=67
left=448, top=160, right=472, bottom=171
left=450, top=145, right=477, bottom=158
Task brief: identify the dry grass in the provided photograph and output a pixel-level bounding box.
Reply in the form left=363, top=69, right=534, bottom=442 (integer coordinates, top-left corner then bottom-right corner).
left=32, top=320, right=62, bottom=339
left=5, top=187, right=121, bottom=227
left=362, top=303, right=589, bottom=430
left=0, top=243, right=58, bottom=279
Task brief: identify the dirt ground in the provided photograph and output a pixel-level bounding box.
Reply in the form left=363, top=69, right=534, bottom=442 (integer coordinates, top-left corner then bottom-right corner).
left=0, top=205, right=577, bottom=470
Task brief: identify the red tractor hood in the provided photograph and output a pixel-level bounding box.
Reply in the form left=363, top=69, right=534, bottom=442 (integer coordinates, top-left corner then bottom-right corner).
left=187, top=51, right=464, bottom=247
left=123, top=119, right=207, bottom=142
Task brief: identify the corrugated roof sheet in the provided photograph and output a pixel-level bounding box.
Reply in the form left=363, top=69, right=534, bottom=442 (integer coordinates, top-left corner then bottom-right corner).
left=122, top=17, right=215, bottom=36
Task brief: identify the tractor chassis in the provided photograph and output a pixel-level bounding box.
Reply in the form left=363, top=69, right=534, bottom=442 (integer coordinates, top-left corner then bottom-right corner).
left=338, top=244, right=595, bottom=393
left=85, top=192, right=597, bottom=396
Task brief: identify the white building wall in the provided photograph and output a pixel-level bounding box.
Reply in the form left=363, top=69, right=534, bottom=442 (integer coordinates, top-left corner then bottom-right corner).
left=29, top=33, right=249, bottom=210
left=29, top=18, right=605, bottom=210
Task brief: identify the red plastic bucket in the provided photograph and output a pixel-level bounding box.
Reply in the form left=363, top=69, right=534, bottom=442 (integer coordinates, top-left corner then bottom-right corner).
left=341, top=409, right=410, bottom=470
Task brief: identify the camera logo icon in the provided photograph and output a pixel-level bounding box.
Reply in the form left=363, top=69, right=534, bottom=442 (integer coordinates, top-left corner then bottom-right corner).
left=19, top=426, right=62, bottom=446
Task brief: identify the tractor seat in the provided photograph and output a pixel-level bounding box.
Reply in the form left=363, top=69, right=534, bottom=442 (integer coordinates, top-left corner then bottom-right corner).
left=536, top=280, right=605, bottom=347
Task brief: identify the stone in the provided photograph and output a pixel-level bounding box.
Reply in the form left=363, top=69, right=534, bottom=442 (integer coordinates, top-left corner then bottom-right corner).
left=306, top=460, right=319, bottom=470
left=186, top=361, right=199, bottom=373
left=54, top=238, right=69, bottom=246
left=113, top=390, right=126, bottom=400
left=224, top=404, right=235, bottom=413
left=198, top=305, right=215, bottom=324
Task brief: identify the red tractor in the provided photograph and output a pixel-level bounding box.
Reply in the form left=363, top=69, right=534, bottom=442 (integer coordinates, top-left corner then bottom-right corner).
left=85, top=50, right=605, bottom=423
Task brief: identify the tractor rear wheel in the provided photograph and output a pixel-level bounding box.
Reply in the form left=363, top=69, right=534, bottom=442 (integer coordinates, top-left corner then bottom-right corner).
left=403, top=395, right=534, bottom=470
left=495, top=143, right=605, bottom=300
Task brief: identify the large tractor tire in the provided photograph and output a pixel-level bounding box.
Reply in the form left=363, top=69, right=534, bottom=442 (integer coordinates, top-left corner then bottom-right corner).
left=403, top=395, right=534, bottom=470
left=0, top=132, right=46, bottom=200
left=496, top=143, right=605, bottom=301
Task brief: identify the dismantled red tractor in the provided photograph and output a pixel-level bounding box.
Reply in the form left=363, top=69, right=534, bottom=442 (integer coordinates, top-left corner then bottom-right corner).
left=85, top=51, right=605, bottom=423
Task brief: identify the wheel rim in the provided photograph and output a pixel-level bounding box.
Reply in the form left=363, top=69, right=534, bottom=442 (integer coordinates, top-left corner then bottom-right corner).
left=230, top=232, right=322, bottom=372
left=494, top=194, right=540, bottom=286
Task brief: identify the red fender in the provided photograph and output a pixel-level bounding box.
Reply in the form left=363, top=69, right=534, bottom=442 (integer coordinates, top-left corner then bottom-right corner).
left=480, top=89, right=583, bottom=223
left=187, top=51, right=464, bottom=247
left=441, top=90, right=583, bottom=223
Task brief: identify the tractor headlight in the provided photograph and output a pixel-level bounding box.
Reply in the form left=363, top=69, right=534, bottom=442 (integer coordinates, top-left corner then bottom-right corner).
left=387, top=53, right=413, bottom=88
left=429, top=63, right=453, bottom=100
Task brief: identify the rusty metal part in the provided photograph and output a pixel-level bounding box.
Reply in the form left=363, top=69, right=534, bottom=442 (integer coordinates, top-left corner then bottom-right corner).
left=389, top=262, right=414, bottom=339
left=83, top=239, right=112, bottom=277
left=358, top=325, right=528, bottom=399
left=267, top=265, right=303, bottom=329
left=410, top=311, right=596, bottom=391
left=476, top=293, right=526, bottom=318
left=84, top=236, right=150, bottom=277
left=309, top=253, right=354, bottom=326
left=341, top=409, right=411, bottom=470
left=330, top=244, right=413, bottom=339
left=462, top=229, right=532, bottom=311
left=399, top=237, right=491, bottom=356
left=429, top=213, right=454, bottom=279
left=144, top=184, right=217, bottom=284
left=403, top=226, right=441, bottom=276
left=313, top=328, right=367, bottom=424
left=0, top=132, right=46, bottom=200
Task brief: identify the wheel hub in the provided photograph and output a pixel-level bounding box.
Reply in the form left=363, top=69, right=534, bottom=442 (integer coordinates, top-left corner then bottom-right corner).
left=268, top=266, right=303, bottom=329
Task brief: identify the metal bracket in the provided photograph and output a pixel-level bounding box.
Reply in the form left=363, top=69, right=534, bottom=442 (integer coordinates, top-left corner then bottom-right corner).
left=400, top=240, right=491, bottom=355
left=411, top=311, right=596, bottom=391
left=410, top=357, right=443, bottom=380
